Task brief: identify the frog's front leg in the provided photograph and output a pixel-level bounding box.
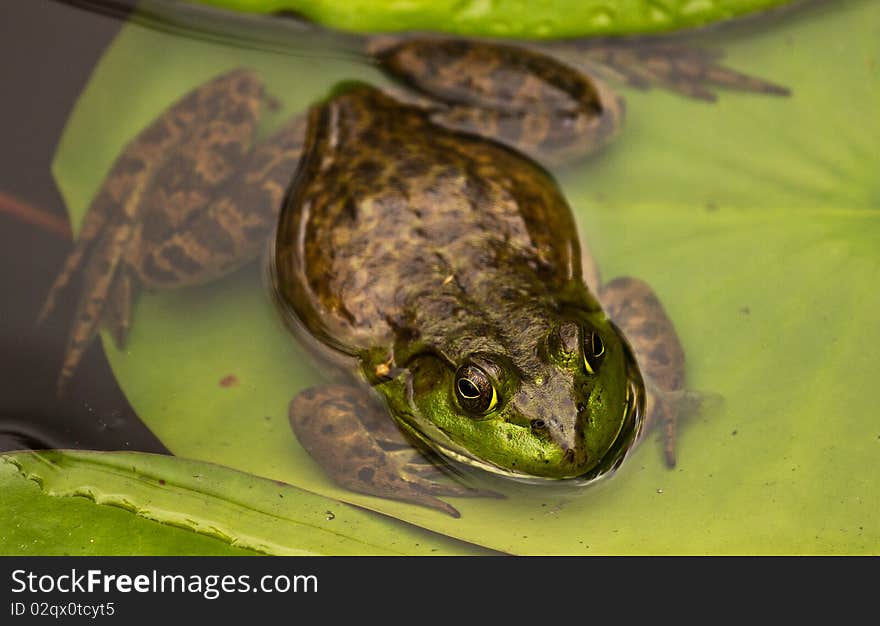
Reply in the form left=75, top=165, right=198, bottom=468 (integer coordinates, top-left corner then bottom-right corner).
left=290, top=385, right=491, bottom=518
left=599, top=277, right=686, bottom=467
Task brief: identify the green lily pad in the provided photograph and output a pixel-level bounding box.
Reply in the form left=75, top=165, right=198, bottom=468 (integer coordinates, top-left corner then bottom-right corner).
left=51, top=0, right=879, bottom=554
left=1, top=450, right=489, bottom=555
left=0, top=453, right=255, bottom=555
left=185, top=0, right=799, bottom=38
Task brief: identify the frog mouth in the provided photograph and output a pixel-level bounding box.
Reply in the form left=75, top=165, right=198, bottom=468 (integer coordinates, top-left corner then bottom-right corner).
left=569, top=375, right=645, bottom=485
left=566, top=320, right=647, bottom=485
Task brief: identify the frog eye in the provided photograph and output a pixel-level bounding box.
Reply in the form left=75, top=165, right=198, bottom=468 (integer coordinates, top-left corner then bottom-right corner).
left=583, top=331, right=605, bottom=374
left=454, top=365, right=498, bottom=415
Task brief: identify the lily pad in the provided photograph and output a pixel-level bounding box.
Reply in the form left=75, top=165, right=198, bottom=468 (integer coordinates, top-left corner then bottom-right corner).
left=185, top=0, right=799, bottom=38
left=51, top=0, right=879, bottom=554
left=0, top=453, right=255, bottom=555
left=1, top=450, right=490, bottom=555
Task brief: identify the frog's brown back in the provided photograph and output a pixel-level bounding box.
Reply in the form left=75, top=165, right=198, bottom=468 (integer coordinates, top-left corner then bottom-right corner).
left=273, top=85, right=583, bottom=359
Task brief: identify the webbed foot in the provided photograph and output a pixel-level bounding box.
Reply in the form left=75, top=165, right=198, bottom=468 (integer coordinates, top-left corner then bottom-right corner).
left=571, top=39, right=790, bottom=101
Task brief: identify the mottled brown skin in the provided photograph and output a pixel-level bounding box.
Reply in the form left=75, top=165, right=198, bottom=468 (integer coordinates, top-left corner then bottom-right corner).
left=368, top=38, right=624, bottom=165
left=275, top=85, right=590, bottom=360
left=41, top=37, right=786, bottom=515
left=290, top=385, right=500, bottom=517
left=39, top=70, right=306, bottom=390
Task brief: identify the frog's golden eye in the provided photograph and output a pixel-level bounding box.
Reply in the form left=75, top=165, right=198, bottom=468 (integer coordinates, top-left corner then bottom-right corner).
left=583, top=331, right=605, bottom=374
left=454, top=365, right=498, bottom=415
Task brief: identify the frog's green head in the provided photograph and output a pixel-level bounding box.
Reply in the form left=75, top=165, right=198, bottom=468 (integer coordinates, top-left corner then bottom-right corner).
left=385, top=310, right=645, bottom=481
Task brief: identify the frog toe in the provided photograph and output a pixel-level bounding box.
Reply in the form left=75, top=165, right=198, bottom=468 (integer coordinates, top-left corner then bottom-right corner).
left=378, top=474, right=465, bottom=518
left=644, top=387, right=726, bottom=467
left=402, top=464, right=504, bottom=500
left=396, top=470, right=505, bottom=517
left=581, top=41, right=789, bottom=101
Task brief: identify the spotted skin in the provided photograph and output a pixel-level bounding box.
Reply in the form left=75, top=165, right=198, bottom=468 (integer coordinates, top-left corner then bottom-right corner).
left=40, top=70, right=252, bottom=388
left=274, top=86, right=589, bottom=360
left=131, top=115, right=306, bottom=289
left=290, top=385, right=496, bottom=517
left=40, top=70, right=302, bottom=392
left=369, top=38, right=625, bottom=165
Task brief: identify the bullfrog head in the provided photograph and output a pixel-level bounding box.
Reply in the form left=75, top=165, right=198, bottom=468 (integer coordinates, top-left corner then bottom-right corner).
left=382, top=307, right=645, bottom=481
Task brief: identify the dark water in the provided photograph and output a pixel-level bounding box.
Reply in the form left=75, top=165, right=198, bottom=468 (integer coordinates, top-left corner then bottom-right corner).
left=0, top=0, right=168, bottom=454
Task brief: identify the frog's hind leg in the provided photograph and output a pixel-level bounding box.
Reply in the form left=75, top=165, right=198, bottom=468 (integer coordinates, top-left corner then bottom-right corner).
left=41, top=69, right=272, bottom=392
left=102, top=264, right=136, bottom=348
left=54, top=221, right=138, bottom=393
left=571, top=40, right=790, bottom=101
left=599, top=277, right=686, bottom=467
left=131, top=114, right=306, bottom=290
left=46, top=170, right=162, bottom=392
left=368, top=37, right=625, bottom=165
left=36, top=191, right=114, bottom=329
left=290, top=384, right=495, bottom=518
left=40, top=70, right=261, bottom=322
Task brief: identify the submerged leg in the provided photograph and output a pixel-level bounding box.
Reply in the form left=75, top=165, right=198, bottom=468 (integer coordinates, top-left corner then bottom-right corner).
left=102, top=266, right=135, bottom=349
left=39, top=70, right=278, bottom=391
left=39, top=69, right=264, bottom=324
left=290, top=384, right=496, bottom=517
left=132, top=115, right=306, bottom=289
left=368, top=37, right=625, bottom=165
left=599, top=277, right=686, bottom=466
left=55, top=221, right=136, bottom=394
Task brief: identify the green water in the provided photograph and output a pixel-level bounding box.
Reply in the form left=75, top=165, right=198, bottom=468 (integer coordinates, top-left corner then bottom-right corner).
left=44, top=0, right=879, bottom=554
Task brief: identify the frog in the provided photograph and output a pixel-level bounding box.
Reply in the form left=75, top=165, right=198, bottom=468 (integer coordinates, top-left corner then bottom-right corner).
left=40, top=34, right=787, bottom=516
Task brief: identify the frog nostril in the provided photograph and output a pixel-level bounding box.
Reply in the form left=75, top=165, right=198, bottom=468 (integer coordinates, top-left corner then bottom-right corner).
left=548, top=321, right=580, bottom=359
left=531, top=419, right=546, bottom=429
